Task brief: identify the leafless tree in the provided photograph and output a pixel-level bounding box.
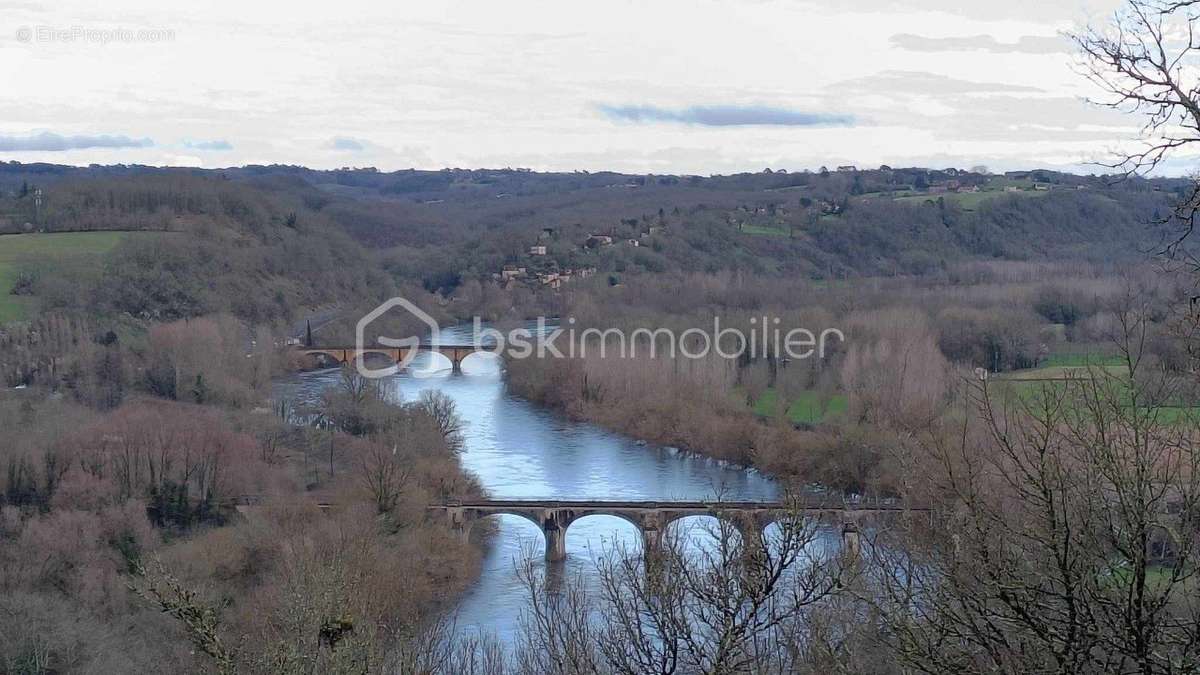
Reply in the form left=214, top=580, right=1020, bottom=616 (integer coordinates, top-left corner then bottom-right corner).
left=358, top=440, right=411, bottom=514
left=871, top=303, right=1200, bottom=673
left=511, top=544, right=601, bottom=675
left=501, top=500, right=848, bottom=675
left=417, top=389, right=466, bottom=450
left=1072, top=0, right=1200, bottom=256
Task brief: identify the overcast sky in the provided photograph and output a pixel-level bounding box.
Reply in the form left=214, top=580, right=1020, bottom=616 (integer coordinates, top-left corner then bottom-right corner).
left=1, top=0, right=1179, bottom=175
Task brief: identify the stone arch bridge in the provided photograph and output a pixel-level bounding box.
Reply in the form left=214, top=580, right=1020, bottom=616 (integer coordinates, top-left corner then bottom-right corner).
left=428, top=499, right=925, bottom=561
left=295, top=342, right=498, bottom=373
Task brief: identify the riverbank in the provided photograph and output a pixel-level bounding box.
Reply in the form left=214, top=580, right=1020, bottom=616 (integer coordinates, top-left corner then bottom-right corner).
left=500, top=346, right=912, bottom=496
left=501, top=351, right=816, bottom=479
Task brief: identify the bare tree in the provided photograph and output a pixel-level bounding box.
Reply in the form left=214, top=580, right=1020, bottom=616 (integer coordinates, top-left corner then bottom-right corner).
left=417, top=389, right=466, bottom=450
left=358, top=440, right=411, bottom=514
left=511, top=544, right=600, bottom=675
left=872, top=303, right=1200, bottom=673
left=130, top=556, right=235, bottom=675
left=1072, top=0, right=1200, bottom=255
left=503, top=500, right=847, bottom=675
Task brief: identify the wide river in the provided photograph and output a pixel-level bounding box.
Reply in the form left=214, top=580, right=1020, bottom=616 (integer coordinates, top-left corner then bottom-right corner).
left=273, top=325, right=781, bottom=643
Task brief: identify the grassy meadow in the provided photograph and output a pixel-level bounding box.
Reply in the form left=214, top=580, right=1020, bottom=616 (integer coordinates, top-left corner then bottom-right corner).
left=0, top=231, right=133, bottom=323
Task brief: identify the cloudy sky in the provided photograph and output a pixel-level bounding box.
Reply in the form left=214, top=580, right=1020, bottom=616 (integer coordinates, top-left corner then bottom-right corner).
left=0, top=0, right=1177, bottom=174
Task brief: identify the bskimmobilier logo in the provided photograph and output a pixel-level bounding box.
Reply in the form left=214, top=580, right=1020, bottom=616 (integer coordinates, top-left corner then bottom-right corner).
left=355, top=297, right=440, bottom=379
left=357, top=296, right=845, bottom=379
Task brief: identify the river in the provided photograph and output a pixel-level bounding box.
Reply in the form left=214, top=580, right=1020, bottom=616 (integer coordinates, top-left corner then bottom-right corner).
left=273, top=326, right=783, bottom=644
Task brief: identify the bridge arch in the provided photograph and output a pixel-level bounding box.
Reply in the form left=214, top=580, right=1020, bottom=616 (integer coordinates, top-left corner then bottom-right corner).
left=560, top=513, right=647, bottom=557
left=408, top=350, right=454, bottom=375
left=457, top=349, right=502, bottom=374
left=300, top=348, right=350, bottom=368
left=664, top=513, right=746, bottom=551
left=459, top=508, right=544, bottom=541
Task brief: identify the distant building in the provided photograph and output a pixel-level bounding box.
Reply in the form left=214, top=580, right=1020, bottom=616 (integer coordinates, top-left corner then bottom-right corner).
left=626, top=238, right=640, bottom=247
left=539, top=227, right=556, bottom=240
left=529, top=245, right=548, bottom=256
left=586, top=234, right=613, bottom=248
left=836, top=165, right=857, bottom=172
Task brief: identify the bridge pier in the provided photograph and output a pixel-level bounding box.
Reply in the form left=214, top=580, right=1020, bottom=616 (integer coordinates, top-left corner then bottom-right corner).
left=841, top=520, right=861, bottom=561
left=642, top=527, right=662, bottom=555
left=545, top=524, right=568, bottom=561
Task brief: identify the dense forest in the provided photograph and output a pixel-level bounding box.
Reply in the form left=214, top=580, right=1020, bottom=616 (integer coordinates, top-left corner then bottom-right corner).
left=0, top=161, right=1182, bottom=295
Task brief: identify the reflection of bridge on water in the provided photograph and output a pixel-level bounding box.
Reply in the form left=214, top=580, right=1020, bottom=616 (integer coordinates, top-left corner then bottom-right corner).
left=428, top=498, right=928, bottom=562
left=295, top=343, right=499, bottom=373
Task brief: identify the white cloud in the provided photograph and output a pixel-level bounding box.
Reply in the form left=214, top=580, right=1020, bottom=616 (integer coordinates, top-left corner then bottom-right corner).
left=0, top=131, right=152, bottom=151
left=0, top=0, right=1159, bottom=173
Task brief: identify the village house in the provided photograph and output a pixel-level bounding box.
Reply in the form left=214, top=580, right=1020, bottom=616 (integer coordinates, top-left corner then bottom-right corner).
left=537, top=272, right=562, bottom=289
left=586, top=234, right=613, bottom=248
left=500, top=265, right=526, bottom=281
left=529, top=245, right=547, bottom=256
left=626, top=238, right=640, bottom=247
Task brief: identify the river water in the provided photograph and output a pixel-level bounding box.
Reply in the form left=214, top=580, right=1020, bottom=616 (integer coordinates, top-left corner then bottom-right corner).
left=272, top=326, right=782, bottom=643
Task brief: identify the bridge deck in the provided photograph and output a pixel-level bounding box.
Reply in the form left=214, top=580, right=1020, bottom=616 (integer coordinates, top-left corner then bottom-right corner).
left=298, top=343, right=497, bottom=350
left=434, top=499, right=922, bottom=512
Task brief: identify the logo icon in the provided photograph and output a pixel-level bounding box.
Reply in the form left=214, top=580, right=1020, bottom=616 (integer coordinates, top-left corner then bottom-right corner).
left=355, top=297, right=440, bottom=379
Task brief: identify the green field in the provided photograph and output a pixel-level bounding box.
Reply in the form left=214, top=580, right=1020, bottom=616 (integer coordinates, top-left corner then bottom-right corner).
left=740, top=223, right=791, bottom=237
left=892, top=187, right=1049, bottom=211
left=0, top=231, right=133, bottom=323
left=1041, top=353, right=1126, bottom=368
left=995, top=360, right=1200, bottom=424
left=1002, top=364, right=1128, bottom=381
left=752, top=388, right=848, bottom=425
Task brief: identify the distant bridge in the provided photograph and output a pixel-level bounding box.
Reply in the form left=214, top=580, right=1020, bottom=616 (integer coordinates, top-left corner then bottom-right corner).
left=295, top=342, right=498, bottom=373
left=428, top=498, right=925, bottom=561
